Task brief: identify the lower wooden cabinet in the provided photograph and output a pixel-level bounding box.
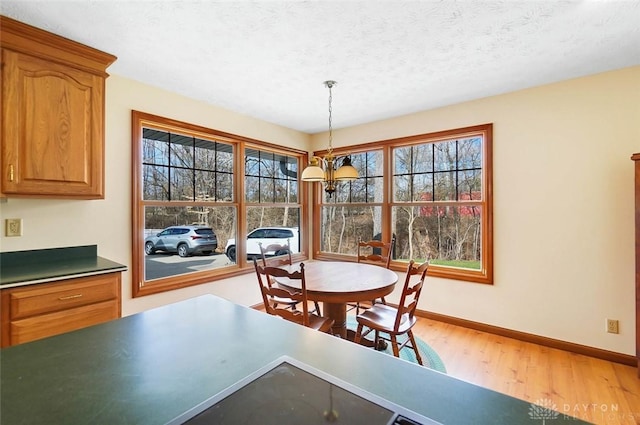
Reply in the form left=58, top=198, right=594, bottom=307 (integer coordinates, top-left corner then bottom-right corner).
left=1, top=273, right=121, bottom=347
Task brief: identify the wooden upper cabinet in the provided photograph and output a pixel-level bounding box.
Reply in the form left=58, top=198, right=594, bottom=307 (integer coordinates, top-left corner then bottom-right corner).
left=0, top=16, right=116, bottom=198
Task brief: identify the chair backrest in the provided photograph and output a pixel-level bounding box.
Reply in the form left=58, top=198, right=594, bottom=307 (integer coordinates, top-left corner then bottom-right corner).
left=393, top=259, right=429, bottom=332
left=253, top=259, right=310, bottom=326
left=357, top=238, right=395, bottom=268
left=258, top=240, right=293, bottom=267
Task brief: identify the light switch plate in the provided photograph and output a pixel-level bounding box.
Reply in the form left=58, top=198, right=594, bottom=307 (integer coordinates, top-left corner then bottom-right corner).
left=5, top=218, right=22, bottom=237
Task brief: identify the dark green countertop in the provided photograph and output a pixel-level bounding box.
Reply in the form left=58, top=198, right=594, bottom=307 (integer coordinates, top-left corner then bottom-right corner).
left=0, top=295, right=592, bottom=425
left=0, top=245, right=127, bottom=288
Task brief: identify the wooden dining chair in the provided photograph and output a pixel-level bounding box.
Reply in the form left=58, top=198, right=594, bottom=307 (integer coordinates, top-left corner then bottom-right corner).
left=349, top=237, right=395, bottom=314
left=253, top=259, right=334, bottom=334
left=258, top=241, right=321, bottom=315
left=258, top=241, right=293, bottom=267
left=354, top=259, right=429, bottom=365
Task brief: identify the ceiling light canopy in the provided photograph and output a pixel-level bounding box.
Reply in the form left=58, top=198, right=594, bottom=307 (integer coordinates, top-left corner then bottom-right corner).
left=301, top=80, right=358, bottom=196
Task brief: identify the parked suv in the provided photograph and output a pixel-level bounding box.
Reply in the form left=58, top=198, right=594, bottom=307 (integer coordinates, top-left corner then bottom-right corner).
left=145, top=225, right=218, bottom=257
left=225, top=227, right=299, bottom=262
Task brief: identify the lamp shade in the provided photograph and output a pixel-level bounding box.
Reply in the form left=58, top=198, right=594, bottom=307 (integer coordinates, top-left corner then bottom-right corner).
left=334, top=156, right=359, bottom=181
left=334, top=164, right=358, bottom=181
left=301, top=165, right=325, bottom=182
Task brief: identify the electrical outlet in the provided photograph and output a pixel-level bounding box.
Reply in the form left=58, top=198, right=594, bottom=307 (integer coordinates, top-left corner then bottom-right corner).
left=606, top=319, right=619, bottom=334
left=5, top=218, right=22, bottom=237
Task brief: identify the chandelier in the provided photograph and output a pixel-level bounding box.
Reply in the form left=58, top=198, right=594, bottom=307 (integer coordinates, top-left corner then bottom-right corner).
left=301, top=80, right=358, bottom=196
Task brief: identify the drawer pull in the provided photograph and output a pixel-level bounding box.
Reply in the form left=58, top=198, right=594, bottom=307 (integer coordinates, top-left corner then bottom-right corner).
left=58, top=294, right=83, bottom=301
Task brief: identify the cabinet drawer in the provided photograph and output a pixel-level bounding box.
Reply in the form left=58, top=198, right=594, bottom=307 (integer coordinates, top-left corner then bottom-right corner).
left=8, top=274, right=119, bottom=320
left=9, top=300, right=119, bottom=345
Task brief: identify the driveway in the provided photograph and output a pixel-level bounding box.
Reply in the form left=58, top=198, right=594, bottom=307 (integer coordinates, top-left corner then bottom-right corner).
left=144, top=253, right=233, bottom=280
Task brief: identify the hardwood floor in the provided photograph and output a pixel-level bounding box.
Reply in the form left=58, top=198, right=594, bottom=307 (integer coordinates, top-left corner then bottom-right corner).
left=410, top=316, right=640, bottom=425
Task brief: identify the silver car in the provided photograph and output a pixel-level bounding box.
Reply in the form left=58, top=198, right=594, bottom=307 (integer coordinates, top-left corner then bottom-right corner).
left=145, top=226, right=218, bottom=257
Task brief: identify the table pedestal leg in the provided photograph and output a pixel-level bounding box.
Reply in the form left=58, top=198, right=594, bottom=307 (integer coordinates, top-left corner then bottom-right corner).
left=322, top=302, right=387, bottom=349
left=324, top=302, right=347, bottom=339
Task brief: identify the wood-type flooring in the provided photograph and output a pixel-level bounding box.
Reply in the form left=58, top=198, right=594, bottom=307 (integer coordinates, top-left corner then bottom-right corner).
left=410, top=316, right=640, bottom=425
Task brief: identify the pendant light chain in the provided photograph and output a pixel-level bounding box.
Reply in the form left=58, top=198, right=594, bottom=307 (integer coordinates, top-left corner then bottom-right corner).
left=300, top=79, right=357, bottom=194
left=325, top=80, right=336, bottom=156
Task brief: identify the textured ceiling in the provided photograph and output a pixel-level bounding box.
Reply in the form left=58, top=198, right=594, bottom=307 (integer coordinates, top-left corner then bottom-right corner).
left=2, top=1, right=639, bottom=133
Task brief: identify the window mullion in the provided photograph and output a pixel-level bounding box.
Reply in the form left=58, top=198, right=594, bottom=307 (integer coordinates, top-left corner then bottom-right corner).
left=191, top=135, right=196, bottom=201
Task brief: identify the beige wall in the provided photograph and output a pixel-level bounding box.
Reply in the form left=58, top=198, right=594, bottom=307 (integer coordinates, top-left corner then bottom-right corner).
left=1, top=66, right=638, bottom=355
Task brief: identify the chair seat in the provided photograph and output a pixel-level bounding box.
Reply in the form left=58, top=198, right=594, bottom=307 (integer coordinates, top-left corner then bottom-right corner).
left=270, top=292, right=321, bottom=315
left=308, top=314, right=334, bottom=333
left=356, top=304, right=416, bottom=335
left=270, top=295, right=299, bottom=306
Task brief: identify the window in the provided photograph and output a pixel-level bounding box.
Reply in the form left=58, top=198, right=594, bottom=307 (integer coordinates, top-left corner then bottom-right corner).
left=313, top=124, right=493, bottom=284
left=271, top=229, right=295, bottom=239
left=242, top=147, right=302, bottom=260
left=132, top=111, right=308, bottom=296
left=319, top=150, right=384, bottom=256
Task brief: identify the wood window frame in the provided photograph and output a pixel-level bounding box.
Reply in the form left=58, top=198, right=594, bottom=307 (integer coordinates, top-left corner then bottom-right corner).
left=131, top=111, right=310, bottom=297
left=310, top=123, right=493, bottom=284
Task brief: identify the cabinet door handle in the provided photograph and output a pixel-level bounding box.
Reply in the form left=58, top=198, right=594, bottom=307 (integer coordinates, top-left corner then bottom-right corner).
left=9, top=165, right=14, bottom=182
left=58, top=294, right=83, bottom=300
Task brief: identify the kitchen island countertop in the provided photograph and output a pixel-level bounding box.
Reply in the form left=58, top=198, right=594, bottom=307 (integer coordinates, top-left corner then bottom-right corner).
left=0, top=294, right=591, bottom=425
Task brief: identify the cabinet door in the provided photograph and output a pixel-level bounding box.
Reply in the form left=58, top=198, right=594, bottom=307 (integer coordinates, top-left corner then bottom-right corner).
left=1, top=49, right=105, bottom=198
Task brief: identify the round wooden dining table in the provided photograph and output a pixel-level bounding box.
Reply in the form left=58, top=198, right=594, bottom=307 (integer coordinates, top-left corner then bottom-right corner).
left=273, top=261, right=398, bottom=340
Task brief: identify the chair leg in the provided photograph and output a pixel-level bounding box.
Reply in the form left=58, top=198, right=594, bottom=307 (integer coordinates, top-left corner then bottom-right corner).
left=407, top=331, right=423, bottom=365
left=313, top=301, right=321, bottom=315
left=390, top=335, right=401, bottom=358
left=354, top=324, right=364, bottom=343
